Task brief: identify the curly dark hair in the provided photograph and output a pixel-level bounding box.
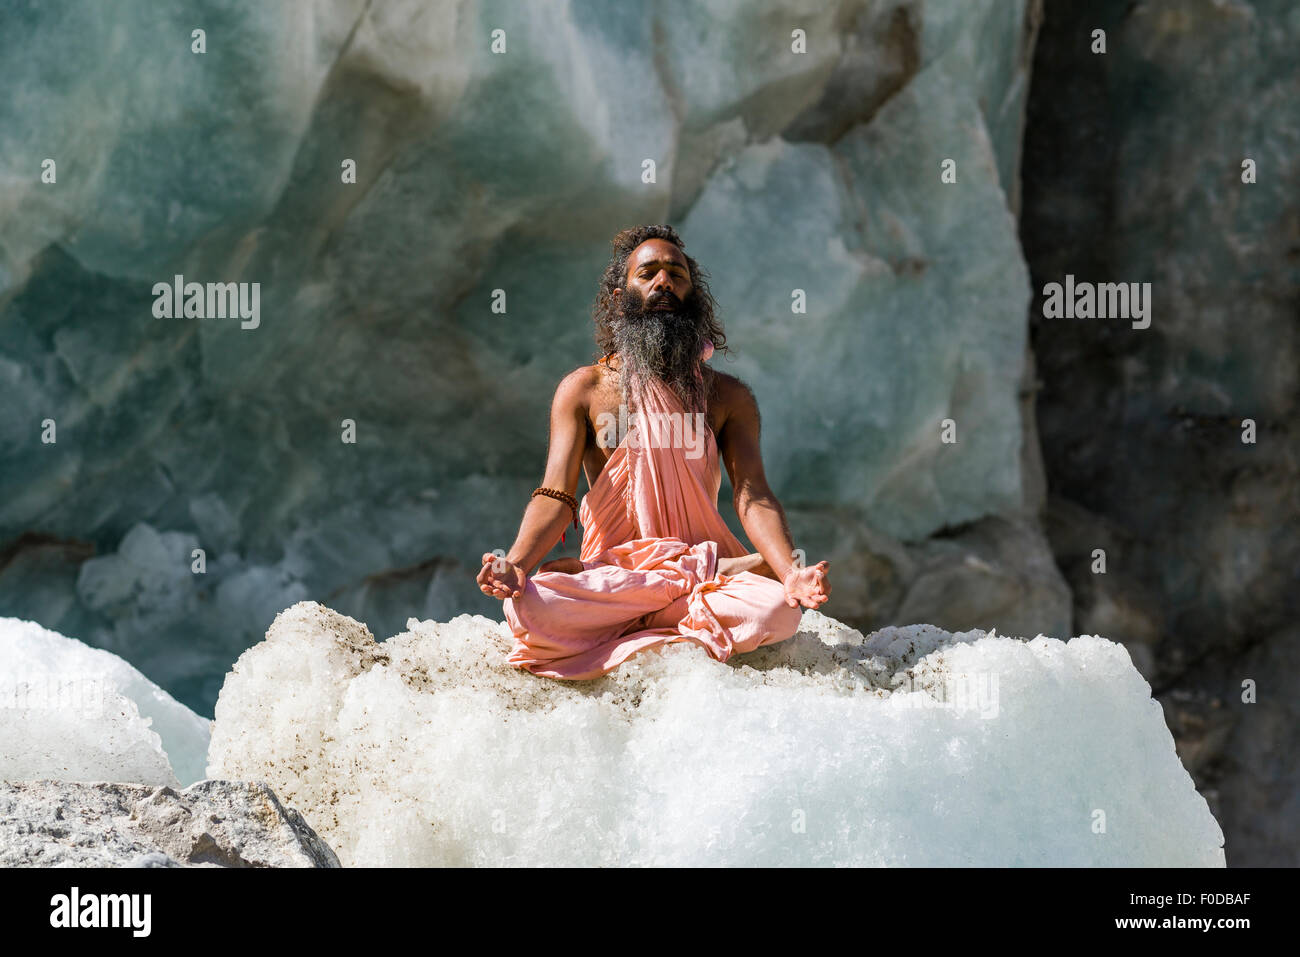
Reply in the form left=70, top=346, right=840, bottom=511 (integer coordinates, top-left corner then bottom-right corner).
left=591, top=224, right=728, bottom=364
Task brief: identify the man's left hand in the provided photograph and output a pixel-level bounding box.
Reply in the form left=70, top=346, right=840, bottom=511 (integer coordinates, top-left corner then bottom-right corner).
left=783, top=560, right=831, bottom=609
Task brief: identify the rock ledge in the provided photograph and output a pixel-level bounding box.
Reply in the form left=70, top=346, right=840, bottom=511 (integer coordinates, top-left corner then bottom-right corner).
left=0, top=779, right=341, bottom=868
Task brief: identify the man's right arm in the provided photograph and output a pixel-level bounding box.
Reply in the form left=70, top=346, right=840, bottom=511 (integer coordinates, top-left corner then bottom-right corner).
left=478, top=369, right=590, bottom=598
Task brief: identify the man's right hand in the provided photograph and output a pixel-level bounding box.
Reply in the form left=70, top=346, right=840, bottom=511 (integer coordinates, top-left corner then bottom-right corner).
left=478, top=553, right=526, bottom=600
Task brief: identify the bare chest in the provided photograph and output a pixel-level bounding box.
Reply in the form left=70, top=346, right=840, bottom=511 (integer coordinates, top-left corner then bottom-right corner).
left=581, top=379, right=725, bottom=488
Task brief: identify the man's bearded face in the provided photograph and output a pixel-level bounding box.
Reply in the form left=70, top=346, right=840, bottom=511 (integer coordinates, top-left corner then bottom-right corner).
left=609, top=281, right=710, bottom=411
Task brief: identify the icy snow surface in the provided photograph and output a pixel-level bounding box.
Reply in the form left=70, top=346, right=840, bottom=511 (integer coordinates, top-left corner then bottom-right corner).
left=0, top=617, right=212, bottom=786
left=206, top=601, right=1225, bottom=867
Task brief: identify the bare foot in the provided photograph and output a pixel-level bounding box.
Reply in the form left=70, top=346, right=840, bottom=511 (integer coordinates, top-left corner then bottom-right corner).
left=538, top=557, right=584, bottom=574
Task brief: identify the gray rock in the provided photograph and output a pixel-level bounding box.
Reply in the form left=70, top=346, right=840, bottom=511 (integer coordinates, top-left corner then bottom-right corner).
left=0, top=779, right=340, bottom=868
left=1178, top=624, right=1300, bottom=868
left=1022, top=0, right=1300, bottom=865
left=776, top=510, right=1071, bottom=642
left=895, top=515, right=1073, bottom=639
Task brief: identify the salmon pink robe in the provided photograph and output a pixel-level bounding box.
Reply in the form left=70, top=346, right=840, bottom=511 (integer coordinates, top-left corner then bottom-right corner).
left=503, top=376, right=802, bottom=679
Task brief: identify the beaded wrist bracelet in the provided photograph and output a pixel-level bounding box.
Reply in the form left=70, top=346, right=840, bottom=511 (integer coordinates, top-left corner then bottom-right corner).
left=532, top=487, right=580, bottom=544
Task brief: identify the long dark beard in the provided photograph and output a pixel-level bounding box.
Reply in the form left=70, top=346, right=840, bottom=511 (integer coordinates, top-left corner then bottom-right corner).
left=608, top=286, right=711, bottom=413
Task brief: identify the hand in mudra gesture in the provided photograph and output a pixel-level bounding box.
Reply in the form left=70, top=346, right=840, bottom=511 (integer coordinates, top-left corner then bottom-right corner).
left=478, top=553, right=526, bottom=600
left=782, top=560, right=831, bottom=609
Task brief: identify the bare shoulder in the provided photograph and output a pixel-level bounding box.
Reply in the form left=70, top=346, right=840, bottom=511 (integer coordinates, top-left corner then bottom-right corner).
left=553, top=364, right=602, bottom=410
left=711, top=369, right=760, bottom=421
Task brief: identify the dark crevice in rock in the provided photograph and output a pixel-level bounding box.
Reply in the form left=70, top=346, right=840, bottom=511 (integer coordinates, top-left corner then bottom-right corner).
left=1020, top=0, right=1300, bottom=865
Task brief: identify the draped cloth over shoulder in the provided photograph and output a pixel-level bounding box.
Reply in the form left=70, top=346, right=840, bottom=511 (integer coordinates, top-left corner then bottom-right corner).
left=503, top=375, right=802, bottom=679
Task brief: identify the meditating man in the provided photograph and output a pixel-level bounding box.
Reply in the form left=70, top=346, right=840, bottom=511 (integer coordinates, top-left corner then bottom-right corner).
left=477, top=224, right=831, bottom=679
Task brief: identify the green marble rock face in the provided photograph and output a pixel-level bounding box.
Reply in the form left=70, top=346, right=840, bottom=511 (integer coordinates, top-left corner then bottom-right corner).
left=0, top=0, right=1037, bottom=714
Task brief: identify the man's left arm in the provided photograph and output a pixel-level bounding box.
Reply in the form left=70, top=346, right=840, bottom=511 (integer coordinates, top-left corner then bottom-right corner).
left=717, top=380, right=801, bottom=584
left=718, top=379, right=831, bottom=609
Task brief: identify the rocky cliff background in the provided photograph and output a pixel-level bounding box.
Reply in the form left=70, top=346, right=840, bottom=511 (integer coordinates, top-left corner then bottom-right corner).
left=0, top=0, right=1292, bottom=865
left=1021, top=0, right=1299, bottom=866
